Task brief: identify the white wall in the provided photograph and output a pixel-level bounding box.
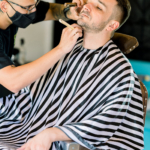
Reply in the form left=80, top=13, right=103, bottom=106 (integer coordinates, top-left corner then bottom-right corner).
left=15, top=0, right=55, bottom=63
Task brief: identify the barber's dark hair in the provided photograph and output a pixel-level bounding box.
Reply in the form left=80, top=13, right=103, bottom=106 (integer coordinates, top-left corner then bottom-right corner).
left=116, top=0, right=131, bottom=28
left=0, top=0, right=2, bottom=13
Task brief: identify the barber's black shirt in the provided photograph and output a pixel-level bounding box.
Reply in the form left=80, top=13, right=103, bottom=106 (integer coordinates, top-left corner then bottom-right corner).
left=0, top=1, right=49, bottom=98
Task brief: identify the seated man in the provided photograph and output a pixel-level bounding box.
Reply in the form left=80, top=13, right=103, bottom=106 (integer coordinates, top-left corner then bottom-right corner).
left=0, top=0, right=144, bottom=149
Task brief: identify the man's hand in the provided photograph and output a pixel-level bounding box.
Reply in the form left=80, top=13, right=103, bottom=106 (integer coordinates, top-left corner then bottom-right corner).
left=67, top=0, right=87, bottom=20
left=17, top=127, right=71, bottom=150
left=57, top=23, right=83, bottom=54
left=17, top=129, right=52, bottom=150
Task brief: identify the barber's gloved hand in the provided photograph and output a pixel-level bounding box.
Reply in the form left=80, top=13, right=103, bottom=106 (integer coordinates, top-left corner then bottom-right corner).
left=57, top=24, right=83, bottom=54
left=67, top=0, right=87, bottom=20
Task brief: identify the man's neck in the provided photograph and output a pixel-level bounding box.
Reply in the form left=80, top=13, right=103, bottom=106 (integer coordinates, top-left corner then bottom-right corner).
left=82, top=30, right=111, bottom=50
left=0, top=13, right=12, bottom=30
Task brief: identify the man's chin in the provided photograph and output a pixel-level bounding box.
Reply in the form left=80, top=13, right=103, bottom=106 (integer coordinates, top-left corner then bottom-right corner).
left=77, top=19, right=85, bottom=27
left=77, top=19, right=90, bottom=31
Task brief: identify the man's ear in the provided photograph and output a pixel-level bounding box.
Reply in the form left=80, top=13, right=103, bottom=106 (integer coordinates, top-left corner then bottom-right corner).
left=106, top=20, right=120, bottom=31
left=0, top=1, right=8, bottom=13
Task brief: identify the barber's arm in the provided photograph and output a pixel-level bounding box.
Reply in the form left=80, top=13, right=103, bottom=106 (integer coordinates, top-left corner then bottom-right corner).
left=44, top=3, right=69, bottom=21
left=0, top=24, right=82, bottom=93
left=45, top=0, right=87, bottom=21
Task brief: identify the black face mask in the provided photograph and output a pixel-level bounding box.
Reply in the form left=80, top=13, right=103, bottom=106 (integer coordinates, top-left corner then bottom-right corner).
left=7, top=4, right=36, bottom=28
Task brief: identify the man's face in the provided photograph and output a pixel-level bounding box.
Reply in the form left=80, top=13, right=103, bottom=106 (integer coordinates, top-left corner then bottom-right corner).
left=77, top=0, right=118, bottom=33
left=7, top=0, right=37, bottom=15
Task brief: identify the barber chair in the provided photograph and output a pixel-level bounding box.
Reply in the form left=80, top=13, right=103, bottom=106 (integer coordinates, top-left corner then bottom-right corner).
left=0, top=33, right=148, bottom=150
left=61, top=32, right=148, bottom=150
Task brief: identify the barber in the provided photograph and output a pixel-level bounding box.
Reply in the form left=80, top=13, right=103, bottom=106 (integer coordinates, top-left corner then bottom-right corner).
left=0, top=0, right=85, bottom=97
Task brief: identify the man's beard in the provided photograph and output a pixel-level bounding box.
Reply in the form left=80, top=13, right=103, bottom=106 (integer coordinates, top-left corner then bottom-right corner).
left=77, top=11, right=109, bottom=33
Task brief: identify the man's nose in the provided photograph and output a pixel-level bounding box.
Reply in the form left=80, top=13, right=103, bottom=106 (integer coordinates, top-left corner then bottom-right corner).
left=82, top=3, right=92, bottom=12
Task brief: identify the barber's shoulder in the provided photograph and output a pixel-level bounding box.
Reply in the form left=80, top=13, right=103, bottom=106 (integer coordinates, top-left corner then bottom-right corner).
left=0, top=34, right=4, bottom=50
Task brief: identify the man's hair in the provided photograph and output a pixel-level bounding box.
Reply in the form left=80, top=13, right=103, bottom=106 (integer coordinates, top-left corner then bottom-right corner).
left=115, top=0, right=131, bottom=29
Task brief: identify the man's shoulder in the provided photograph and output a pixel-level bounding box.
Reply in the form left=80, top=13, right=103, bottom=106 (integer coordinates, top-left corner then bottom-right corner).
left=104, top=40, right=133, bottom=70
left=106, top=40, right=129, bottom=61
left=106, top=40, right=122, bottom=53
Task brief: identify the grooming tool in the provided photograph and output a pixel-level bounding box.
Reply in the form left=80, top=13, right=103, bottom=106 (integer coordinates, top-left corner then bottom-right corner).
left=59, top=19, right=74, bottom=30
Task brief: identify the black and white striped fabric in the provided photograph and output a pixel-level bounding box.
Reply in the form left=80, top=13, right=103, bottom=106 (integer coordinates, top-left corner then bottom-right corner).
left=0, top=39, right=144, bottom=150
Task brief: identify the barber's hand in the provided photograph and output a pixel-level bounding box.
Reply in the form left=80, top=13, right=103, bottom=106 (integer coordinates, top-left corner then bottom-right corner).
left=67, top=0, right=87, bottom=20
left=17, top=129, right=52, bottom=150
left=57, top=23, right=83, bottom=54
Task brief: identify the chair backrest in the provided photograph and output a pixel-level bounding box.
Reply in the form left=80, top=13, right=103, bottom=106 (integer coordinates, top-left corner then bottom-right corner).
left=112, top=32, right=139, bottom=54
left=139, top=80, right=148, bottom=125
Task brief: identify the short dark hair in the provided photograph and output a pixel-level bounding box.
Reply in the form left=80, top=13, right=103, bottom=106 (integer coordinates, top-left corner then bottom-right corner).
left=0, top=0, right=2, bottom=13
left=115, top=0, right=131, bottom=28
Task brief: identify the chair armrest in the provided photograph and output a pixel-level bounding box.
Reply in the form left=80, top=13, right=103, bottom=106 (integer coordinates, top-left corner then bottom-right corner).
left=139, top=80, right=148, bottom=125
left=112, top=33, right=139, bottom=54
left=60, top=140, right=88, bottom=150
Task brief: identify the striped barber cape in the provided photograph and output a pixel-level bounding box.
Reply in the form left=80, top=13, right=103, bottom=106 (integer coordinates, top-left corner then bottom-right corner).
left=0, top=39, right=144, bottom=150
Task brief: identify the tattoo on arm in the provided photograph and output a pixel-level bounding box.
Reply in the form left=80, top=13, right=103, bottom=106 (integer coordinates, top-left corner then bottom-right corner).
left=66, top=10, right=72, bottom=19
left=50, top=3, right=69, bottom=21
left=11, top=65, right=15, bottom=68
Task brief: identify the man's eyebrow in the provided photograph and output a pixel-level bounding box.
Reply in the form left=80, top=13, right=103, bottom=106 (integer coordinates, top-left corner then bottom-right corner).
left=98, top=0, right=107, bottom=8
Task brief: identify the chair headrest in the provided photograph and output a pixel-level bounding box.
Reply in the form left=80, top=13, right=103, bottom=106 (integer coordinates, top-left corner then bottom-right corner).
left=112, top=33, right=139, bottom=54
